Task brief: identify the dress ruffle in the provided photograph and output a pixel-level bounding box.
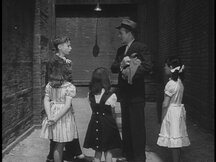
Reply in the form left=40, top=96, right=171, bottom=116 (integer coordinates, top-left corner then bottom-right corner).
left=157, top=135, right=190, bottom=147
left=157, top=104, right=190, bottom=148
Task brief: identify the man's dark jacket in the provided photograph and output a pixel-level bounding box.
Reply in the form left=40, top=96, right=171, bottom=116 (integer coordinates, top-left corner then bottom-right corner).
left=111, top=40, right=152, bottom=103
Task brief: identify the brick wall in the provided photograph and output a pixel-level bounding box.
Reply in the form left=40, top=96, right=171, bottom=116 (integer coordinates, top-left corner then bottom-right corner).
left=2, top=0, right=51, bottom=149
left=158, top=0, right=214, bottom=131
left=137, top=0, right=159, bottom=102
left=32, top=0, right=50, bottom=125
left=2, top=0, right=35, bottom=149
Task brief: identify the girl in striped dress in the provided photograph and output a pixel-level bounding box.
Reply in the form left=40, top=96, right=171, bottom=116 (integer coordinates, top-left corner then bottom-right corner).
left=40, top=36, right=78, bottom=162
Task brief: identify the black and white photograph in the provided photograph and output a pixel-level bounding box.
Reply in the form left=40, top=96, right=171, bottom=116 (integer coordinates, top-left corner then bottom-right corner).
left=2, top=0, right=214, bottom=162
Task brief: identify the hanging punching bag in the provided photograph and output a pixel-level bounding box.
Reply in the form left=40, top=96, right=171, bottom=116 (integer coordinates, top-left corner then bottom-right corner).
left=93, top=18, right=99, bottom=57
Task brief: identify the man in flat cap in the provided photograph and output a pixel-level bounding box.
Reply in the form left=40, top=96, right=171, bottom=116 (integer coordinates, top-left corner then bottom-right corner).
left=111, top=19, right=152, bottom=162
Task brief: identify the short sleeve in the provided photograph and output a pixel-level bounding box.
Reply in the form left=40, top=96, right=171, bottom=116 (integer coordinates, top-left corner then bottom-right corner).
left=65, top=84, right=76, bottom=98
left=164, top=80, right=177, bottom=97
left=105, top=93, right=117, bottom=108
left=45, top=83, right=51, bottom=97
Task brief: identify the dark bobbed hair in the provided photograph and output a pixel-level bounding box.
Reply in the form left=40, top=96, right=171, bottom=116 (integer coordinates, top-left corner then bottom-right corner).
left=89, top=67, right=111, bottom=95
left=165, top=56, right=185, bottom=81
left=47, top=55, right=73, bottom=88
left=52, top=36, right=70, bottom=52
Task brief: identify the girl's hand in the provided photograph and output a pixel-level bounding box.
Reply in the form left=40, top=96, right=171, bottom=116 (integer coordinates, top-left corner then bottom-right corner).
left=161, top=112, right=166, bottom=122
left=161, top=107, right=168, bottom=122
left=47, top=119, right=56, bottom=126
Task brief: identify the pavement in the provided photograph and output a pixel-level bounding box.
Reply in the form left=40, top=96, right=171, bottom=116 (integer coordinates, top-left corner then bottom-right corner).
left=2, top=98, right=215, bottom=162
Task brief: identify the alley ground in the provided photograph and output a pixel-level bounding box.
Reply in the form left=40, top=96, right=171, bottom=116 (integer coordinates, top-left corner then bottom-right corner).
left=3, top=98, right=214, bottom=162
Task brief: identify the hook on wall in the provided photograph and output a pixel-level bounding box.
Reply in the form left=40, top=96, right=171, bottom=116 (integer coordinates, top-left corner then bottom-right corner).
left=94, top=0, right=102, bottom=12
left=92, top=0, right=102, bottom=57
left=92, top=17, right=99, bottom=57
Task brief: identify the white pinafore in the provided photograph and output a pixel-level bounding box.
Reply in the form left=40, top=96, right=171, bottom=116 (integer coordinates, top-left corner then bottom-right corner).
left=157, top=79, right=190, bottom=148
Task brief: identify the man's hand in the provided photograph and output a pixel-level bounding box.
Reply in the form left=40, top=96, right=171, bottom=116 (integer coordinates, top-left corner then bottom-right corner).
left=120, top=56, right=131, bottom=68
left=65, top=59, right=72, bottom=64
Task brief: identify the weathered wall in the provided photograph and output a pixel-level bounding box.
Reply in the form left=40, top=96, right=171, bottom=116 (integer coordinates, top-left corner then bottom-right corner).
left=32, top=0, right=50, bottom=125
left=137, top=0, right=159, bottom=102
left=2, top=0, right=51, bottom=149
left=2, top=0, right=35, bottom=149
left=158, top=0, right=214, bottom=131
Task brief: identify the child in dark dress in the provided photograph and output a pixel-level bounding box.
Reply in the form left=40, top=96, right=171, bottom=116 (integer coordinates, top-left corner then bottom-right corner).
left=83, top=67, right=122, bottom=162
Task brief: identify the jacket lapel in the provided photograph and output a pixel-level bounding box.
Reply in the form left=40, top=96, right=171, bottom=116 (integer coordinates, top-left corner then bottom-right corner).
left=125, top=40, right=136, bottom=56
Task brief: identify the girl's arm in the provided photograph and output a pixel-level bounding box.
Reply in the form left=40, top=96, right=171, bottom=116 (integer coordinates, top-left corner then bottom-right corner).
left=111, top=48, right=122, bottom=73
left=87, top=92, right=90, bottom=103
left=49, top=84, right=76, bottom=123
left=44, top=95, right=51, bottom=119
left=105, top=93, right=117, bottom=119
left=44, top=83, right=52, bottom=119
left=52, top=96, right=72, bottom=123
left=161, top=94, right=171, bottom=122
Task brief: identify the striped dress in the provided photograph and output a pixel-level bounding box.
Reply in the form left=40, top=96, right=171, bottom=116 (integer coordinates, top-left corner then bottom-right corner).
left=40, top=82, right=78, bottom=142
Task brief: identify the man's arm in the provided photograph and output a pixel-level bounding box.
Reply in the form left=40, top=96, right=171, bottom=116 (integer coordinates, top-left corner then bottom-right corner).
left=133, top=44, right=153, bottom=81
left=111, top=48, right=122, bottom=73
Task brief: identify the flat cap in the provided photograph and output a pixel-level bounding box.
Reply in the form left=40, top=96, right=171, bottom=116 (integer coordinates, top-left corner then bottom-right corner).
left=116, top=19, right=137, bottom=31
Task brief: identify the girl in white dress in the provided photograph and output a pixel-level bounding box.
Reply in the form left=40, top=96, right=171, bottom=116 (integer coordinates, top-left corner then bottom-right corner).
left=157, top=56, right=190, bottom=162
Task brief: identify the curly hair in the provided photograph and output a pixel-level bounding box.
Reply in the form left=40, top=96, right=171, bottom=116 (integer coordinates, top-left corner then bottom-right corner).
left=47, top=55, right=73, bottom=88
left=52, top=36, right=70, bottom=52
left=165, top=56, right=185, bottom=81
left=89, top=67, right=111, bottom=95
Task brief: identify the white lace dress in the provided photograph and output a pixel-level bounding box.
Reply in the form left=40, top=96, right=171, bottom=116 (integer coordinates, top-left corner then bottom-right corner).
left=157, top=79, right=190, bottom=148
left=40, top=82, right=78, bottom=142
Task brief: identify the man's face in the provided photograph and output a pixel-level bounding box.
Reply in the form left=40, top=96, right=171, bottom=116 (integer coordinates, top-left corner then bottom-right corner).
left=59, top=41, right=72, bottom=55
left=118, top=28, right=130, bottom=45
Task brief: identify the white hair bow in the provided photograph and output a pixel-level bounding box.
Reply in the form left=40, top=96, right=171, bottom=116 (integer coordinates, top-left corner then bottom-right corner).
left=170, top=65, right=185, bottom=73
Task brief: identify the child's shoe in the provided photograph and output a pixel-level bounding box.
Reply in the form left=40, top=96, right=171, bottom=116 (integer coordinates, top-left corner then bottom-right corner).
left=46, top=158, right=54, bottom=162
left=74, top=155, right=93, bottom=162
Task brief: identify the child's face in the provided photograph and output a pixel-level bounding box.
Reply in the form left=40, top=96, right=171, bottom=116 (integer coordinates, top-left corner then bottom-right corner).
left=164, top=63, right=171, bottom=75
left=58, top=41, right=72, bottom=55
